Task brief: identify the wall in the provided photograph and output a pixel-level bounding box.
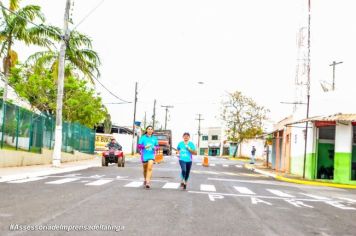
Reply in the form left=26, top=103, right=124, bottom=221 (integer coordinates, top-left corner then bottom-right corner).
left=113, top=133, right=136, bottom=154
left=0, top=148, right=94, bottom=167
left=290, top=124, right=316, bottom=178
left=239, top=139, right=265, bottom=160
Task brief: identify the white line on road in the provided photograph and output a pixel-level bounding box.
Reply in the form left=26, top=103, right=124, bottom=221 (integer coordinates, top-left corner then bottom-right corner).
left=196, top=163, right=202, bottom=166
left=338, top=197, right=356, bottom=203
left=234, top=186, right=255, bottom=195
left=267, top=189, right=295, bottom=198
left=235, top=165, right=243, bottom=168
left=162, top=182, right=180, bottom=189
left=223, top=165, right=229, bottom=167
left=89, top=175, right=105, bottom=178
left=124, top=181, right=143, bottom=188
left=299, top=193, right=330, bottom=200
left=45, top=178, right=80, bottom=185
left=8, top=177, right=47, bottom=183
left=85, top=179, right=113, bottom=186
left=200, top=184, right=216, bottom=192
left=210, top=164, right=216, bottom=166
left=187, top=191, right=330, bottom=202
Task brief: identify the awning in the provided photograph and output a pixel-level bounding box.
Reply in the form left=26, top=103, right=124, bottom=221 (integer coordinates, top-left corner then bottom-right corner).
left=286, top=113, right=356, bottom=126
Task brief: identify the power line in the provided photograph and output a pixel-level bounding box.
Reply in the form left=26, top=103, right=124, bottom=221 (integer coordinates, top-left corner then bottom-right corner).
left=93, top=77, right=132, bottom=103
left=161, top=105, right=174, bottom=130
left=72, top=0, right=105, bottom=31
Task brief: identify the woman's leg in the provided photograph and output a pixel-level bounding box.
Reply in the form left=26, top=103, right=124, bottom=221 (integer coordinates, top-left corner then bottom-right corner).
left=179, top=160, right=187, bottom=185
left=145, top=160, right=154, bottom=187
left=185, top=161, right=192, bottom=183
left=143, top=162, right=148, bottom=185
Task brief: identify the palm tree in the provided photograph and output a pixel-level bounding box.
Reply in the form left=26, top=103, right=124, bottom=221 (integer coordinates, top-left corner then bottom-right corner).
left=26, top=30, right=101, bottom=84
left=0, top=0, right=59, bottom=101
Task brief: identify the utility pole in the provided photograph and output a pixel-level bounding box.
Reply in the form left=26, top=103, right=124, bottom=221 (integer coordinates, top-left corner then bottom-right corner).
left=143, top=112, right=147, bottom=128
left=131, top=82, right=138, bottom=155
left=303, top=0, right=311, bottom=179
left=196, top=114, right=204, bottom=153
left=161, top=105, right=174, bottom=130
left=52, top=0, right=71, bottom=167
left=329, top=61, right=343, bottom=91
left=152, top=99, right=156, bottom=129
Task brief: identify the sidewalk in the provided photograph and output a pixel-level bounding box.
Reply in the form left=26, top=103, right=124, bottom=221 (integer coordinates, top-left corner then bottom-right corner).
left=244, top=160, right=356, bottom=189
left=0, top=157, right=101, bottom=183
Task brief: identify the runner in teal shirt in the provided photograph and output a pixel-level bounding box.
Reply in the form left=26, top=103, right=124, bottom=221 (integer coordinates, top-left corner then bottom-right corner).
left=176, top=132, right=197, bottom=190
left=137, top=126, right=159, bottom=189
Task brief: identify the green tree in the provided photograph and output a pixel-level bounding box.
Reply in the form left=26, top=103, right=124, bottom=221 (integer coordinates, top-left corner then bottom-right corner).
left=26, top=30, right=100, bottom=83
left=103, top=112, right=112, bottom=134
left=221, top=91, right=269, bottom=157
left=9, top=65, right=107, bottom=128
left=0, top=0, right=59, bottom=100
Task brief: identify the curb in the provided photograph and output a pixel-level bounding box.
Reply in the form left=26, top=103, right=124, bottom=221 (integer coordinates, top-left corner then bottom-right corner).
left=0, top=163, right=101, bottom=183
left=244, top=164, right=356, bottom=189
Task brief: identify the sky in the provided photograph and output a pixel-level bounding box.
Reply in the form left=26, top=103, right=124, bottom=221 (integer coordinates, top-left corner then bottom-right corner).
left=8, top=0, right=356, bottom=145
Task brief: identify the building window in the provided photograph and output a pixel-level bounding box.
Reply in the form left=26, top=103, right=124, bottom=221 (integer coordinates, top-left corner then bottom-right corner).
left=202, top=135, right=208, bottom=141
left=212, top=135, right=218, bottom=140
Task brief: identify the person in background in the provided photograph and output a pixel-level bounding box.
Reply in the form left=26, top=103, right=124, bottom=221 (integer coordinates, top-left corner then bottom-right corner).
left=137, top=126, right=159, bottom=189
left=250, top=146, right=256, bottom=164
left=106, top=137, right=122, bottom=150
left=176, top=132, right=197, bottom=190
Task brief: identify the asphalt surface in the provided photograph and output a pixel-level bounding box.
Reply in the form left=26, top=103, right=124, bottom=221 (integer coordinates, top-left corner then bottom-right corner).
left=0, top=156, right=356, bottom=236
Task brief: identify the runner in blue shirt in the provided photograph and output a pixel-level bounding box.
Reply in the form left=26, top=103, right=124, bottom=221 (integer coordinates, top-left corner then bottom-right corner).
left=176, top=132, right=197, bottom=190
left=137, top=126, right=159, bottom=189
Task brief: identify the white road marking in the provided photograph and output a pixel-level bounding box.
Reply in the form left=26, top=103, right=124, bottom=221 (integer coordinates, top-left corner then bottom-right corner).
left=196, top=163, right=202, bottom=166
left=235, top=165, right=243, bottom=168
left=209, top=194, right=224, bottom=201
left=299, top=193, right=330, bottom=200
left=63, top=174, right=82, bottom=177
left=210, top=164, right=216, bottom=166
left=338, top=197, right=356, bottom=203
left=223, top=165, right=229, bottom=167
left=45, top=178, right=80, bottom=185
left=162, top=182, right=180, bottom=189
left=325, top=201, right=356, bottom=210
left=116, top=176, right=128, bottom=179
left=233, top=186, right=255, bottom=195
left=267, top=189, right=295, bottom=198
left=285, top=199, right=314, bottom=208
left=200, top=184, right=216, bottom=192
left=8, top=177, right=47, bottom=183
left=85, top=179, right=113, bottom=186
left=124, top=181, right=143, bottom=188
left=251, top=197, right=272, bottom=205
left=89, top=175, right=105, bottom=178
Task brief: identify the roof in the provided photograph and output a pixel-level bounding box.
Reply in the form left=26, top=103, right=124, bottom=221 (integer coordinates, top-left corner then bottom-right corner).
left=287, top=113, right=356, bottom=125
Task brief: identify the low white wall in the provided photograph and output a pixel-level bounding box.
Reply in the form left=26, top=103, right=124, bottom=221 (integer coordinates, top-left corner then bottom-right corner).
left=0, top=148, right=94, bottom=167
left=113, top=133, right=136, bottom=154
left=239, top=139, right=265, bottom=160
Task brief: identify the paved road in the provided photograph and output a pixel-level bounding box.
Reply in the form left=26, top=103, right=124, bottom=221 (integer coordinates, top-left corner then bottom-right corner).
left=0, top=156, right=355, bottom=236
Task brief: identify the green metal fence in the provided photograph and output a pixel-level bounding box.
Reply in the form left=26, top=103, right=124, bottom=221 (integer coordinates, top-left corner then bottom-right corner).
left=0, top=99, right=95, bottom=154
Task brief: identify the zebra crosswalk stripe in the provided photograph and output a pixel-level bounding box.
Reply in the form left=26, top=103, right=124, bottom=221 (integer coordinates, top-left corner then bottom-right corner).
left=124, top=181, right=143, bottom=188
left=234, top=186, right=255, bottom=195
left=45, top=178, right=80, bottom=185
left=300, top=193, right=330, bottom=200
left=85, top=179, right=113, bottom=186
left=267, top=189, right=295, bottom=198
left=200, top=184, right=216, bottom=192
left=162, top=182, right=180, bottom=189
left=8, top=177, right=47, bottom=183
